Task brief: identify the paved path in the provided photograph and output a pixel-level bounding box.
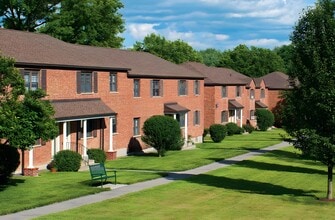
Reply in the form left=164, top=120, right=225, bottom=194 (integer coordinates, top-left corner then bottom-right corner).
left=1, top=142, right=289, bottom=220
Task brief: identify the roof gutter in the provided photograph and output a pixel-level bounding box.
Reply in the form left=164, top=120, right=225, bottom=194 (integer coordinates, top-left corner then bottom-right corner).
left=15, top=62, right=131, bottom=72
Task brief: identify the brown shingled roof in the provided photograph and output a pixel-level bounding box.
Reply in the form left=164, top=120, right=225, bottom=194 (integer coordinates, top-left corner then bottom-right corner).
left=261, top=71, right=291, bottom=89
left=0, top=28, right=204, bottom=79
left=181, top=62, right=252, bottom=85
left=51, top=98, right=115, bottom=121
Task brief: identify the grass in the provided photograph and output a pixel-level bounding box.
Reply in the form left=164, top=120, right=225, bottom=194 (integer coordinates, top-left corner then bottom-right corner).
left=105, top=129, right=286, bottom=171
left=0, top=129, right=286, bottom=215
left=36, top=147, right=334, bottom=220
left=0, top=171, right=164, bottom=215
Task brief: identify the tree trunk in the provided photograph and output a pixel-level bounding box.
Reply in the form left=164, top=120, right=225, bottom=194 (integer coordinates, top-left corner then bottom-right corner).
left=327, top=165, right=333, bottom=200
left=21, top=149, right=25, bottom=175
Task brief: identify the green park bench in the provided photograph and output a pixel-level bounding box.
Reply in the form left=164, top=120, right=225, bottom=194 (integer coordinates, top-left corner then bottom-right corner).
left=89, top=163, right=117, bottom=187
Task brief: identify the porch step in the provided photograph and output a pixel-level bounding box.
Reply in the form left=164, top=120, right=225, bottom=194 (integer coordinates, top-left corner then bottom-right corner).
left=79, top=159, right=95, bottom=171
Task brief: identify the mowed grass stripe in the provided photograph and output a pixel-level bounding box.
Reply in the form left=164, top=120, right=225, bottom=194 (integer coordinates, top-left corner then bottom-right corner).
left=36, top=147, right=334, bottom=220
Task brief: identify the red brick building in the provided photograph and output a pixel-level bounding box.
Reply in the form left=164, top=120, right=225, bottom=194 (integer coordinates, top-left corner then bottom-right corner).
left=260, top=71, right=292, bottom=111
left=0, top=29, right=205, bottom=172
left=182, top=62, right=269, bottom=128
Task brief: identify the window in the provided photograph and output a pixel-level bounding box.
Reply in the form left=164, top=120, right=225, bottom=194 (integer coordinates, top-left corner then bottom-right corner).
left=194, top=110, right=200, bottom=125
left=221, top=86, right=227, bottom=98
left=112, top=117, right=117, bottom=133
left=176, top=113, right=186, bottom=127
left=229, top=110, right=235, bottom=122
left=24, top=70, right=39, bottom=91
left=236, top=86, right=241, bottom=97
left=250, top=89, right=255, bottom=99
left=221, top=111, right=228, bottom=123
left=133, top=79, right=140, bottom=97
left=110, top=73, right=117, bottom=92
left=178, top=80, right=188, bottom=96
left=79, top=72, right=92, bottom=93
left=80, top=119, right=96, bottom=138
left=151, top=80, right=163, bottom=97
left=77, top=71, right=98, bottom=94
left=250, top=110, right=256, bottom=120
left=87, top=120, right=94, bottom=137
left=261, top=89, right=265, bottom=98
left=133, top=118, right=140, bottom=136
left=194, top=80, right=200, bottom=95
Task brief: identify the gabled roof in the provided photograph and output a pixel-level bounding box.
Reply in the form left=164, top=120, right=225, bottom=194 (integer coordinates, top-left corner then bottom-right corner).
left=261, top=71, right=291, bottom=90
left=253, top=78, right=264, bottom=88
left=0, top=28, right=204, bottom=79
left=181, top=62, right=252, bottom=85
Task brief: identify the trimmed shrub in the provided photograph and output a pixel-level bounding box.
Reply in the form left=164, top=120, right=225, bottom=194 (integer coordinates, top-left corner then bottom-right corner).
left=87, top=149, right=106, bottom=163
left=209, top=124, right=227, bottom=143
left=256, top=109, right=275, bottom=131
left=54, top=150, right=82, bottom=172
left=243, top=124, right=255, bottom=133
left=142, top=115, right=183, bottom=157
left=225, top=122, right=243, bottom=136
left=0, top=144, right=20, bottom=184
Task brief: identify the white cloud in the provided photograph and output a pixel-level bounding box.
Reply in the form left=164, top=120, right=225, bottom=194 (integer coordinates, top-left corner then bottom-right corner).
left=164, top=30, right=194, bottom=41
left=243, top=38, right=285, bottom=48
left=128, top=23, right=159, bottom=40
left=215, top=34, right=230, bottom=41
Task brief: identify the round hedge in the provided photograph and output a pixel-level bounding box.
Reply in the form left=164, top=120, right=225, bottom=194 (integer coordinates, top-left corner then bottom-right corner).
left=54, top=150, right=82, bottom=172
left=209, top=124, right=227, bottom=143
left=225, top=122, right=243, bottom=136
left=87, top=149, right=106, bottom=163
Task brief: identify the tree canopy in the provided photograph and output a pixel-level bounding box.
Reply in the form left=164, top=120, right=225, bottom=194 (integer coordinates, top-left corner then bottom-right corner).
left=282, top=0, right=335, bottom=200
left=39, top=0, right=125, bottom=48
left=198, top=48, right=223, bottom=67
left=0, top=0, right=125, bottom=48
left=273, top=44, right=293, bottom=74
left=133, top=33, right=202, bottom=64
left=0, top=0, right=60, bottom=31
left=218, top=44, right=286, bottom=77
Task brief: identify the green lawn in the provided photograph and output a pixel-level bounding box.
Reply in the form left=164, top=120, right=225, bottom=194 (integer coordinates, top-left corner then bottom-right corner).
left=0, top=129, right=286, bottom=215
left=36, top=147, right=334, bottom=220
left=105, top=129, right=286, bottom=171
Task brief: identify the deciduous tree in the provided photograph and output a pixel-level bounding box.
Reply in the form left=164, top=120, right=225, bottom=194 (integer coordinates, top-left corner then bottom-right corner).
left=40, top=0, right=125, bottom=48
left=133, top=33, right=202, bottom=64
left=219, top=44, right=286, bottom=77
left=0, top=0, right=60, bottom=31
left=0, top=55, right=58, bottom=175
left=282, top=0, right=335, bottom=200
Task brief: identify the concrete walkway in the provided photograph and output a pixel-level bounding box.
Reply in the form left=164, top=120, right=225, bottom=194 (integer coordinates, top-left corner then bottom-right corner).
left=0, top=142, right=289, bottom=220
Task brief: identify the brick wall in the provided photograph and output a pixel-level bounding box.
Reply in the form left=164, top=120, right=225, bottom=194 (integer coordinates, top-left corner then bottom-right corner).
left=20, top=69, right=205, bottom=169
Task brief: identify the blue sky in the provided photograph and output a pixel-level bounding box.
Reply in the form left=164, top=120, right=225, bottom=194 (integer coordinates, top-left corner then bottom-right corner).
left=120, top=0, right=316, bottom=51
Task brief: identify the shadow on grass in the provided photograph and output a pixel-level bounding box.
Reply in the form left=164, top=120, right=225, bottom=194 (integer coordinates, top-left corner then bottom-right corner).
left=0, top=178, right=25, bottom=192
left=236, top=160, right=326, bottom=175
left=127, top=152, right=158, bottom=157
left=185, top=174, right=319, bottom=198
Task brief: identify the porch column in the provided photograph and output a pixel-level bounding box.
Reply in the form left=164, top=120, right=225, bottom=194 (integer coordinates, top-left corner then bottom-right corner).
left=109, top=117, right=114, bottom=152
left=63, top=122, right=67, bottom=150
left=240, top=109, right=243, bottom=127
left=173, top=114, right=177, bottom=120
left=234, top=109, right=237, bottom=123
left=184, top=113, right=188, bottom=145
left=28, top=147, right=34, bottom=168
left=83, top=119, right=87, bottom=157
